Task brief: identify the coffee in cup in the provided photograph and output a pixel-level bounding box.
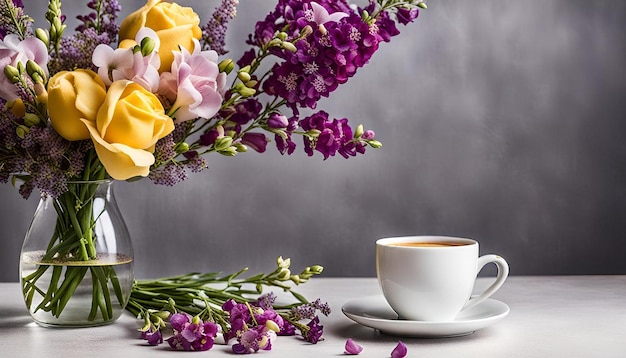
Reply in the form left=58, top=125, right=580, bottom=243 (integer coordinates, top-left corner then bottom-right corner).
left=376, top=236, right=509, bottom=322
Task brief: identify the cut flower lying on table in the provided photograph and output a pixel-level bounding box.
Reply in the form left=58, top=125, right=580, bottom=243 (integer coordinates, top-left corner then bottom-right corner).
left=1, top=0, right=427, bottom=353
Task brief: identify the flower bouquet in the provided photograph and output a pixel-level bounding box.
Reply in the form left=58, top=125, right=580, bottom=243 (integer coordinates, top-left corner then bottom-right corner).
left=1, top=0, right=426, bottom=351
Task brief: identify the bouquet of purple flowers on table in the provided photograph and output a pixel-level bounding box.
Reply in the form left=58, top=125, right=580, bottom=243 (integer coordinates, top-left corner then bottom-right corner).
left=1, top=0, right=426, bottom=353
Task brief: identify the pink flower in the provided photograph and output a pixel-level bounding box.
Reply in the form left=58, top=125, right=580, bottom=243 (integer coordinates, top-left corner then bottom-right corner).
left=159, top=39, right=225, bottom=123
left=0, top=34, right=49, bottom=100
left=92, top=27, right=161, bottom=91
left=307, top=2, right=348, bottom=25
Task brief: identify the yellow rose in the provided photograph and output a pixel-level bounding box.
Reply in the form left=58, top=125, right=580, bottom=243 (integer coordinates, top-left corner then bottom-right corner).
left=119, top=0, right=202, bottom=73
left=48, top=69, right=106, bottom=141
left=81, top=80, right=175, bottom=180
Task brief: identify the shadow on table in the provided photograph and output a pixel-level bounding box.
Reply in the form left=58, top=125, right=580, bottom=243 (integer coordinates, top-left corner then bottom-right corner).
left=329, top=319, right=500, bottom=345
left=0, top=307, right=33, bottom=328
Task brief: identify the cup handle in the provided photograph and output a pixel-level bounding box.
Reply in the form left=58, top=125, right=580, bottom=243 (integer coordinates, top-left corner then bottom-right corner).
left=461, top=254, right=509, bottom=311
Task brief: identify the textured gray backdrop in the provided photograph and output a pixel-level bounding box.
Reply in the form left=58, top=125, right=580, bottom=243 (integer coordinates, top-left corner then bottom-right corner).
left=1, top=0, right=625, bottom=281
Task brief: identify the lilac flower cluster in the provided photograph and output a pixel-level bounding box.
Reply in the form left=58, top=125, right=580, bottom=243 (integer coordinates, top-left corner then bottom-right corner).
left=0, top=105, right=88, bottom=198
left=202, top=0, right=239, bottom=55
left=49, top=1, right=120, bottom=74
left=48, top=28, right=112, bottom=74
left=165, top=313, right=219, bottom=351
left=149, top=123, right=208, bottom=186
left=76, top=0, right=121, bottom=41
left=289, top=297, right=332, bottom=321
left=0, top=0, right=29, bottom=40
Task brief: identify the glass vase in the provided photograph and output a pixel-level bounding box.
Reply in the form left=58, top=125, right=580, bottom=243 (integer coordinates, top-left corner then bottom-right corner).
left=19, top=180, right=134, bottom=327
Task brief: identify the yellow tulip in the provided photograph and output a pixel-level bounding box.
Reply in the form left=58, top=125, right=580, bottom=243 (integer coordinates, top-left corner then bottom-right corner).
left=119, top=0, right=202, bottom=73
left=82, top=80, right=175, bottom=180
left=48, top=69, right=106, bottom=141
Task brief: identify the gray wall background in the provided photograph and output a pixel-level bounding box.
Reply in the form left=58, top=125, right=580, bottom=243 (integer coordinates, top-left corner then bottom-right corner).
left=1, top=0, right=625, bottom=281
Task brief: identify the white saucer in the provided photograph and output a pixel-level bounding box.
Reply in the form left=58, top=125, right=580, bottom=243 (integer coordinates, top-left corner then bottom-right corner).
left=342, top=295, right=509, bottom=338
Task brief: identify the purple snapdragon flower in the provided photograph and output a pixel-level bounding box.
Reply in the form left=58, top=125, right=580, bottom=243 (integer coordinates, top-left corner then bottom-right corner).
left=304, top=316, right=324, bottom=344
left=166, top=313, right=218, bottom=351
left=222, top=298, right=284, bottom=354
left=247, top=0, right=403, bottom=111
left=141, top=327, right=163, bottom=346
left=299, top=111, right=369, bottom=160
left=397, top=7, right=420, bottom=25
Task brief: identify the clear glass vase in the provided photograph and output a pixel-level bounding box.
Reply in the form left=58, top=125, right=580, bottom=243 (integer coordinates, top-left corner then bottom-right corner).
left=19, top=180, right=134, bottom=327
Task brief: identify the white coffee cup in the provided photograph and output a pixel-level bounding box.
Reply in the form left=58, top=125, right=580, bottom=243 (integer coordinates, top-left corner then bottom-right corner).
left=376, top=236, right=509, bottom=322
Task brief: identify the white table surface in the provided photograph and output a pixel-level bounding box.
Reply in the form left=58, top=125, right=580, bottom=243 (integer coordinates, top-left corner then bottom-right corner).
left=1, top=276, right=625, bottom=357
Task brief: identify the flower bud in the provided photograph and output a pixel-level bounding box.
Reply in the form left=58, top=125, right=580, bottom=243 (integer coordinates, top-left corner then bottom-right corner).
left=300, top=25, right=313, bottom=38
left=267, top=113, right=289, bottom=129
left=48, top=25, right=57, bottom=42
left=267, top=38, right=282, bottom=48
left=218, top=147, right=237, bottom=156
left=277, top=32, right=288, bottom=41
left=235, top=84, right=256, bottom=97
left=3, top=65, right=20, bottom=83
left=354, top=124, right=364, bottom=139
left=265, top=320, right=281, bottom=333
left=218, top=59, right=235, bottom=74
left=367, top=139, right=382, bottom=148
left=237, top=71, right=251, bottom=83
left=277, top=268, right=291, bottom=281
left=277, top=256, right=291, bottom=268
left=26, top=60, right=46, bottom=83
left=281, top=41, right=297, bottom=53
left=23, top=113, right=41, bottom=127
left=290, top=275, right=301, bottom=284
left=234, top=142, right=248, bottom=152
left=140, top=36, right=156, bottom=56
left=216, top=124, right=225, bottom=137
left=362, top=129, right=375, bottom=140
left=191, top=315, right=202, bottom=325
left=16, top=125, right=29, bottom=139
left=214, top=136, right=233, bottom=151
left=174, top=142, right=189, bottom=153
left=152, top=310, right=171, bottom=320
left=35, top=28, right=49, bottom=46
left=310, top=265, right=324, bottom=275
left=245, top=80, right=258, bottom=88
left=418, top=2, right=428, bottom=10
left=258, top=336, right=269, bottom=350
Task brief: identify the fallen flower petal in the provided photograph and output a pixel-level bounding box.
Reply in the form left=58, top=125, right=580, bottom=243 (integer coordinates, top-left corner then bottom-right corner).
left=344, top=338, right=363, bottom=355
left=391, top=341, right=408, bottom=358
